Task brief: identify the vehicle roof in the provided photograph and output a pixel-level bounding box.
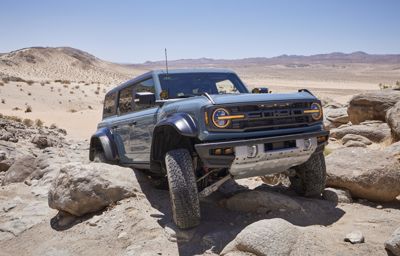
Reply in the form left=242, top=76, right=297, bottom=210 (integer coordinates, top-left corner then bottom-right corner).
left=106, top=68, right=237, bottom=96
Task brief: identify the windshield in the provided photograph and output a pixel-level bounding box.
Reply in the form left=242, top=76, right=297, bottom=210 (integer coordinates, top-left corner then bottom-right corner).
left=158, top=72, right=248, bottom=99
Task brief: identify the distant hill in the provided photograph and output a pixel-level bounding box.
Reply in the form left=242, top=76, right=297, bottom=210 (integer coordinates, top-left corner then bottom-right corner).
left=136, top=51, right=400, bottom=68
left=0, top=47, right=139, bottom=83
left=0, top=47, right=399, bottom=84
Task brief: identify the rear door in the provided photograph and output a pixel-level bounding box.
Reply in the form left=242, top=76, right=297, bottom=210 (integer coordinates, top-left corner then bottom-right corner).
left=113, top=85, right=135, bottom=163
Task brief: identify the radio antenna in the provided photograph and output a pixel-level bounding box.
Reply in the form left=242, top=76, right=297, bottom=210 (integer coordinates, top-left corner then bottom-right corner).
left=164, top=48, right=169, bottom=75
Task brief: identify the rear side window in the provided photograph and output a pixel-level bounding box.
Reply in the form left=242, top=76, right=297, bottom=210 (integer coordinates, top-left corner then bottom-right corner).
left=118, top=86, right=133, bottom=114
left=103, top=92, right=116, bottom=118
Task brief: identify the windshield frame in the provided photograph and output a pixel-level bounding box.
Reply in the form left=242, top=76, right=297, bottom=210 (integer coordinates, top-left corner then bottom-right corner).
left=157, top=72, right=249, bottom=99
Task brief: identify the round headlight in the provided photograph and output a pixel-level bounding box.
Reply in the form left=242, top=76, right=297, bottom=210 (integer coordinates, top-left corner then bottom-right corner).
left=212, top=108, right=231, bottom=128
left=310, top=103, right=322, bottom=120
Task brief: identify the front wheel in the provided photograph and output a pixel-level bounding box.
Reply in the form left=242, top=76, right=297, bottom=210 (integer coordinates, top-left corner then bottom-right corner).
left=165, top=148, right=200, bottom=229
left=289, top=152, right=326, bottom=197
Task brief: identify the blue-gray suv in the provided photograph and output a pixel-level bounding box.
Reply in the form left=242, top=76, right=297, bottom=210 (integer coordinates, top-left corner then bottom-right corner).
left=89, top=69, right=329, bottom=228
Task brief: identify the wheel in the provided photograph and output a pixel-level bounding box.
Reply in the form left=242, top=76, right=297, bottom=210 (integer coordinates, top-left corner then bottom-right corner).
left=165, top=148, right=200, bottom=229
left=289, top=152, right=326, bottom=197
left=93, top=150, right=107, bottom=163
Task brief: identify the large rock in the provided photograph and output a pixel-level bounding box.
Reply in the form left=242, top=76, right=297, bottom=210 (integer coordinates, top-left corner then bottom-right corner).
left=324, top=107, right=349, bottom=130
left=224, top=190, right=302, bottom=213
left=386, top=101, right=400, bottom=142
left=326, top=148, right=400, bottom=202
left=31, top=135, right=58, bottom=149
left=322, top=187, right=352, bottom=203
left=2, top=155, right=36, bottom=185
left=342, top=134, right=372, bottom=145
left=330, top=122, right=390, bottom=142
left=385, top=227, right=400, bottom=256
left=385, top=141, right=400, bottom=157
left=347, top=91, right=400, bottom=124
left=221, top=218, right=301, bottom=256
left=48, top=162, right=140, bottom=216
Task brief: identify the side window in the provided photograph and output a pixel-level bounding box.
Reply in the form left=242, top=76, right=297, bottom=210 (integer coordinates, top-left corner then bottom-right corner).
left=103, top=92, right=116, bottom=118
left=118, top=86, right=133, bottom=115
left=134, top=78, right=155, bottom=111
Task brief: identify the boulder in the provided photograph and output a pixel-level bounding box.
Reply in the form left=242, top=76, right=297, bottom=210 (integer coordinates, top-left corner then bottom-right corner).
left=324, top=107, right=349, bottom=129
left=330, top=122, right=390, bottom=142
left=347, top=91, right=400, bottom=124
left=386, top=101, right=400, bottom=142
left=48, top=162, right=140, bottom=216
left=224, top=190, right=302, bottom=213
left=2, top=155, right=36, bottom=185
left=31, top=135, right=57, bottom=149
left=385, top=141, right=400, bottom=157
left=326, top=148, right=400, bottom=202
left=343, top=141, right=367, bottom=148
left=344, top=231, right=365, bottom=244
left=322, top=188, right=352, bottom=203
left=221, top=218, right=301, bottom=256
left=385, top=227, right=400, bottom=256
left=342, top=134, right=372, bottom=145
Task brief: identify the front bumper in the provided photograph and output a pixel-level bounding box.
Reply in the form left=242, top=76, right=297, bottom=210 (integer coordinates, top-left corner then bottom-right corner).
left=194, top=130, right=329, bottom=179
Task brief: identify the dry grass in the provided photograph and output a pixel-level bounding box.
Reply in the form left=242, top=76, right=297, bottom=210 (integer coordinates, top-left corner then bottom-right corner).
left=1, top=99, right=5, bottom=104
left=35, top=119, right=44, bottom=127
left=22, top=118, right=33, bottom=127
left=25, top=105, right=32, bottom=113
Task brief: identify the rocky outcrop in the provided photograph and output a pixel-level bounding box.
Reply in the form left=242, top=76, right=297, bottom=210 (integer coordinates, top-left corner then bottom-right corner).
left=2, top=155, right=36, bottom=185
left=48, top=162, right=140, bottom=216
left=330, top=121, right=390, bottom=142
left=324, top=107, right=349, bottom=130
left=385, top=227, right=400, bottom=256
left=326, top=148, right=400, bottom=202
left=224, top=190, right=302, bottom=213
left=221, top=218, right=301, bottom=256
left=342, top=134, right=372, bottom=145
left=386, top=101, right=400, bottom=142
left=347, top=91, right=400, bottom=124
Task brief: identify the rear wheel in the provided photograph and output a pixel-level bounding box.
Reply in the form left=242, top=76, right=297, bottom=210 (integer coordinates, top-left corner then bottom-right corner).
left=289, top=152, right=326, bottom=197
left=165, top=148, right=200, bottom=229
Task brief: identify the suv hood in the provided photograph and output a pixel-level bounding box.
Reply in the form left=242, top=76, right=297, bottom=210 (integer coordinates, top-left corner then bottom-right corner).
left=207, top=92, right=317, bottom=105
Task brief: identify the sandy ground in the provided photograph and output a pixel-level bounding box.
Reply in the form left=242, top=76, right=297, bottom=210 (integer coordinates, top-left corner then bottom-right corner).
left=0, top=77, right=379, bottom=139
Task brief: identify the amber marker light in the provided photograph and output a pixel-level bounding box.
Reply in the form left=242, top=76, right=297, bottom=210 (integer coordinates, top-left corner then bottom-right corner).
left=217, top=114, right=245, bottom=120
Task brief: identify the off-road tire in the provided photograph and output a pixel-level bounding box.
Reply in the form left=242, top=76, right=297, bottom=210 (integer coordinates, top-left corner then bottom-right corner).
left=289, top=152, right=326, bottom=197
left=93, top=151, right=107, bottom=163
left=165, top=148, right=200, bottom=229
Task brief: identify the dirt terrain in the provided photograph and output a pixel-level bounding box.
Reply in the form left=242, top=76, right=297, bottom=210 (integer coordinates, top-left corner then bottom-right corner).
left=0, top=47, right=400, bottom=256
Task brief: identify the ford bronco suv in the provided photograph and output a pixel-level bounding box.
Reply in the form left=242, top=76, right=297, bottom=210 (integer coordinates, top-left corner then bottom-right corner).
left=89, top=69, right=329, bottom=229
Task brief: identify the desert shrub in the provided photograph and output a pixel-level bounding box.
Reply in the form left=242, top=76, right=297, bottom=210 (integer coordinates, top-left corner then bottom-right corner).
left=70, top=91, right=74, bottom=94
left=75, top=85, right=80, bottom=89
left=59, top=101, right=62, bottom=104
left=85, top=83, right=89, bottom=86
left=23, top=118, right=33, bottom=127
left=0, top=82, right=4, bottom=86
left=59, top=93, right=62, bottom=96
left=84, top=94, right=88, bottom=97
left=1, top=99, right=4, bottom=104
left=63, top=84, right=69, bottom=88
left=25, top=105, right=32, bottom=113
left=26, top=80, right=34, bottom=85
left=94, top=90, right=99, bottom=95
left=35, top=119, right=43, bottom=127
left=88, top=105, right=93, bottom=109
left=68, top=109, right=77, bottom=113
left=40, top=82, right=45, bottom=86
left=12, top=107, right=21, bottom=111
left=20, top=88, right=23, bottom=92
left=27, top=92, right=32, bottom=96
left=45, top=81, right=50, bottom=84
left=8, top=116, right=22, bottom=122
left=50, top=123, right=58, bottom=129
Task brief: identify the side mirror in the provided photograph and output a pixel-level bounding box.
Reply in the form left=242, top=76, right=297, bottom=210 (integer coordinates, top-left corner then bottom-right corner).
left=135, top=92, right=156, bottom=105
left=252, top=87, right=270, bottom=94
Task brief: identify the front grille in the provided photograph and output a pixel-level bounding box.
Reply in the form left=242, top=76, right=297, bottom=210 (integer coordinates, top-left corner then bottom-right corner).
left=210, top=101, right=316, bottom=132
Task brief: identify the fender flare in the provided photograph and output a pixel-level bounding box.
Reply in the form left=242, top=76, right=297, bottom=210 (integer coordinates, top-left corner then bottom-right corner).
left=155, top=113, right=198, bottom=138
left=89, top=127, right=118, bottom=161
left=150, top=113, right=198, bottom=172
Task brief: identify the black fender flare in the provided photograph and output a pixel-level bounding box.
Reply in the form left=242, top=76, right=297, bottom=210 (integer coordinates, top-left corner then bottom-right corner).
left=150, top=113, right=198, bottom=172
left=155, top=113, right=198, bottom=138
left=89, top=127, right=118, bottom=161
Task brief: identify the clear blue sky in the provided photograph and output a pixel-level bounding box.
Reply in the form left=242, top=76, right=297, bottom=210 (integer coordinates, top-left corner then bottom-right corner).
left=1, top=0, right=399, bottom=63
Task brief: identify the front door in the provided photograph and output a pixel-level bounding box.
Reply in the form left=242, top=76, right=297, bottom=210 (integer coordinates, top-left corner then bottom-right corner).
left=130, top=78, right=157, bottom=162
